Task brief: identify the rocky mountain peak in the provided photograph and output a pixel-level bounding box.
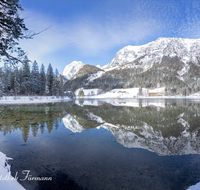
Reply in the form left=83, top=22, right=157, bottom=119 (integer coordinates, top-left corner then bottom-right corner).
left=62, top=61, right=84, bottom=80
left=103, top=37, right=200, bottom=71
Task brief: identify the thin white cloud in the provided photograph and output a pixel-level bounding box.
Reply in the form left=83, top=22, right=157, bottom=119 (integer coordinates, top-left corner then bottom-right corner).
left=19, top=9, right=161, bottom=62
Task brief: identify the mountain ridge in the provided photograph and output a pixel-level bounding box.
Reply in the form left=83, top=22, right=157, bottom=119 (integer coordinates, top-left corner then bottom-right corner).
left=63, top=37, right=200, bottom=95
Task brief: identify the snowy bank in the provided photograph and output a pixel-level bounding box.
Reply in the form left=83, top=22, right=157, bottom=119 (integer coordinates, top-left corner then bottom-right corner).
left=187, top=182, right=200, bottom=190
left=0, top=96, right=70, bottom=105
left=0, top=151, right=25, bottom=190
left=75, top=88, right=200, bottom=99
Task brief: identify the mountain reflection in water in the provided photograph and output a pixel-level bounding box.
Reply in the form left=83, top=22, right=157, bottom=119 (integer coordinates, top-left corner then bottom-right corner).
left=1, top=99, right=200, bottom=156
left=62, top=99, right=200, bottom=156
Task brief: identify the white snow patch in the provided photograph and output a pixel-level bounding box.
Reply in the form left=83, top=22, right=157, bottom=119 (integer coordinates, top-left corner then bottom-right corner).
left=92, top=88, right=145, bottom=98
left=75, top=88, right=101, bottom=97
left=177, top=65, right=188, bottom=77
left=187, top=182, right=200, bottom=190
left=177, top=113, right=184, bottom=119
left=96, top=65, right=101, bottom=68
left=75, top=99, right=101, bottom=106
left=87, top=71, right=105, bottom=82
left=177, top=118, right=190, bottom=128
left=62, top=114, right=84, bottom=133
left=148, top=87, right=165, bottom=93
left=74, top=87, right=200, bottom=99
left=87, top=112, right=105, bottom=123
left=79, top=87, right=164, bottom=99
left=191, top=92, right=200, bottom=97
left=0, top=151, right=25, bottom=190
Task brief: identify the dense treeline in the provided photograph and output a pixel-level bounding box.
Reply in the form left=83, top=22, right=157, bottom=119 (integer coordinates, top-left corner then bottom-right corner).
left=0, top=57, right=64, bottom=97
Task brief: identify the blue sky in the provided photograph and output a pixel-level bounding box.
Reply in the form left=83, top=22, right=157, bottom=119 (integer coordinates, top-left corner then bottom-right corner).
left=18, top=0, right=200, bottom=74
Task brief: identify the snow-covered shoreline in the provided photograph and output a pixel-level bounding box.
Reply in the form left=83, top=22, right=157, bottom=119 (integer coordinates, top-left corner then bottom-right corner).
left=76, top=96, right=200, bottom=99
left=75, top=87, right=200, bottom=99
left=0, top=151, right=25, bottom=190
left=0, top=96, right=70, bottom=105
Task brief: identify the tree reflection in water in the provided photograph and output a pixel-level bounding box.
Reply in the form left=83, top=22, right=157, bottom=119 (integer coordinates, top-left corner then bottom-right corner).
left=0, top=103, right=66, bottom=143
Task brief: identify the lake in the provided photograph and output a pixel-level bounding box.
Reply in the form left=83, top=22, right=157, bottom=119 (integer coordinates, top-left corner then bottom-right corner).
left=0, top=98, right=200, bottom=190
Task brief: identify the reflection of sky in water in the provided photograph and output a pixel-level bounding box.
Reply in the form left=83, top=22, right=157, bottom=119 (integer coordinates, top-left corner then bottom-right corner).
left=1, top=100, right=200, bottom=189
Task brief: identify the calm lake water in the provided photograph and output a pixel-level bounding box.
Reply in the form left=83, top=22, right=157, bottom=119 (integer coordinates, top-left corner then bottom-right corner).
left=1, top=99, right=200, bottom=190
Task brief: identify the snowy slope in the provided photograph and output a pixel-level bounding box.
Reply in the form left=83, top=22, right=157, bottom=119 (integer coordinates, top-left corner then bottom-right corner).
left=62, top=61, right=84, bottom=80
left=103, top=37, right=200, bottom=72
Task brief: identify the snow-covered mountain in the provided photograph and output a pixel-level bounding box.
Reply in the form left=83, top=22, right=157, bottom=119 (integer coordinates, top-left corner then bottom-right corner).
left=103, top=37, right=200, bottom=72
left=64, top=38, right=200, bottom=75
left=62, top=61, right=84, bottom=80
left=63, top=37, right=200, bottom=95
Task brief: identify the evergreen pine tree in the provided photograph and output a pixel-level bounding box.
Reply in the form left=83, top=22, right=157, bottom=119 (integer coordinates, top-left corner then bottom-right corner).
left=19, top=68, right=23, bottom=94
left=31, top=60, right=40, bottom=94
left=40, top=64, right=46, bottom=95
left=0, top=68, right=4, bottom=98
left=0, top=80, right=3, bottom=99
left=13, top=67, right=20, bottom=96
left=53, top=68, right=60, bottom=97
left=9, top=68, right=15, bottom=93
left=22, top=56, right=31, bottom=95
left=78, top=89, right=84, bottom=97
left=59, top=75, right=64, bottom=97
left=3, top=62, right=10, bottom=95
left=46, top=64, right=54, bottom=96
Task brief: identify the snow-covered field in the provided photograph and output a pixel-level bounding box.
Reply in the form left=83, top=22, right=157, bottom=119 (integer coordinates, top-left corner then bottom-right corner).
left=75, top=88, right=101, bottom=96
left=0, top=96, right=70, bottom=104
left=0, top=151, right=25, bottom=190
left=75, top=87, right=200, bottom=99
